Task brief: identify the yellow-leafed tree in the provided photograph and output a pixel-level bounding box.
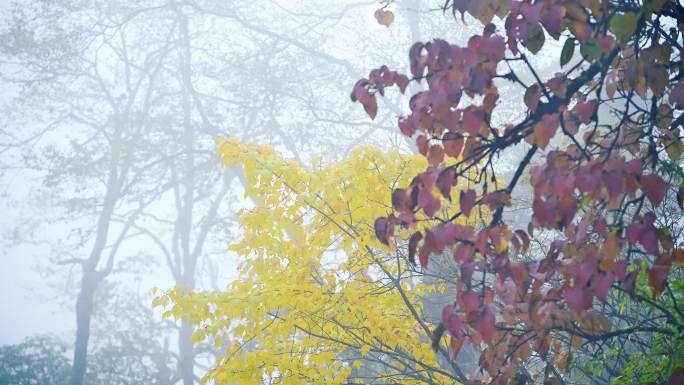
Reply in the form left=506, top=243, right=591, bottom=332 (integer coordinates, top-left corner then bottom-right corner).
left=156, top=138, right=484, bottom=385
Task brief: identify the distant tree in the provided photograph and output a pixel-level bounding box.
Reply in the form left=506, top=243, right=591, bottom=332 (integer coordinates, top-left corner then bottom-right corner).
left=84, top=285, right=175, bottom=385
left=0, top=287, right=175, bottom=385
left=0, top=335, right=70, bottom=385
left=0, top=3, right=176, bottom=384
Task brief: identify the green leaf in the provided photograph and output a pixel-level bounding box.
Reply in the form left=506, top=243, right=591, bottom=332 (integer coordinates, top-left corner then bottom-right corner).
left=610, top=12, right=639, bottom=45
left=524, top=24, right=545, bottom=54
left=580, top=38, right=602, bottom=61
left=560, top=38, right=575, bottom=67
left=644, top=0, right=667, bottom=18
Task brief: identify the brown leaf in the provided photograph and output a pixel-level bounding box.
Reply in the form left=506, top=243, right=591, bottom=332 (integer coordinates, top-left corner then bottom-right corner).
left=374, top=9, right=395, bottom=27
left=524, top=84, right=542, bottom=112
left=443, top=132, right=464, bottom=158
left=427, top=145, right=445, bottom=166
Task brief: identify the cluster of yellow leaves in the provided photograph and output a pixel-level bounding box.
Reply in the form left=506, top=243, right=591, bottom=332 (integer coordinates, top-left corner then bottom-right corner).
left=156, top=138, right=480, bottom=385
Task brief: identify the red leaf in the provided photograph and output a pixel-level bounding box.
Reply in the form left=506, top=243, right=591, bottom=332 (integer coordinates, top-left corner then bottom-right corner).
left=558, top=196, right=578, bottom=228
left=429, top=223, right=460, bottom=252
left=641, top=227, right=659, bottom=255
left=524, top=84, right=541, bottom=112
left=470, top=34, right=506, bottom=61
left=547, top=74, right=568, bottom=97
left=443, top=132, right=464, bottom=158
left=572, top=258, right=598, bottom=288
left=518, top=1, right=543, bottom=22
left=363, top=94, right=378, bottom=119
left=450, top=336, right=464, bottom=360
left=454, top=243, right=475, bottom=263
left=442, top=304, right=462, bottom=336
left=511, top=234, right=521, bottom=253
left=532, top=197, right=557, bottom=228
left=570, top=20, right=593, bottom=43
left=562, top=110, right=579, bottom=135
left=575, top=163, right=601, bottom=193
left=397, top=209, right=414, bottom=225
left=483, top=91, right=499, bottom=115
left=597, top=36, right=615, bottom=53
left=392, top=188, right=410, bottom=212
left=351, top=80, right=369, bottom=102
left=416, top=135, right=429, bottom=155
left=396, top=74, right=409, bottom=93
left=648, top=264, right=670, bottom=298
left=564, top=286, right=592, bottom=313
left=595, top=217, right=608, bottom=236
left=409, top=42, right=426, bottom=79
left=374, top=217, right=392, bottom=245
left=460, top=189, right=476, bottom=216
left=614, top=260, right=628, bottom=281
left=669, top=367, right=684, bottom=385
left=541, top=5, right=563, bottom=34
left=418, top=188, right=441, bottom=217
left=416, top=170, right=438, bottom=190
left=427, top=145, right=445, bottom=166
left=475, top=228, right=489, bottom=255
left=591, top=272, right=613, bottom=302
left=481, top=191, right=511, bottom=210
left=529, top=113, right=559, bottom=150
left=626, top=223, right=643, bottom=244
left=431, top=322, right=445, bottom=352
left=644, top=212, right=657, bottom=227
left=474, top=305, right=496, bottom=343
left=515, top=229, right=530, bottom=252
left=462, top=109, right=485, bottom=136
left=641, top=174, right=668, bottom=207
left=436, top=168, right=456, bottom=201
left=398, top=116, right=416, bottom=137
left=419, top=241, right=431, bottom=268
left=460, top=262, right=475, bottom=284
left=408, top=232, right=423, bottom=265
left=573, top=100, right=598, bottom=124
left=647, top=65, right=669, bottom=97
left=459, top=290, right=480, bottom=313
left=549, top=172, right=576, bottom=198
left=603, top=170, right=624, bottom=199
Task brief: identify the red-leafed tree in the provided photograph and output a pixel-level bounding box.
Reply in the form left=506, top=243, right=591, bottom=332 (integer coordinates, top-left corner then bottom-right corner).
left=354, top=0, right=684, bottom=384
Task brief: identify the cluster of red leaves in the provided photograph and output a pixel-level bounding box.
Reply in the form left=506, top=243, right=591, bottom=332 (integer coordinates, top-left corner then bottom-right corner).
left=355, top=0, right=684, bottom=383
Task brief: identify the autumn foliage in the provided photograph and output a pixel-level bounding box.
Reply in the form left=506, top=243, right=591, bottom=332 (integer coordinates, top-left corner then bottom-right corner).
left=157, top=141, right=489, bottom=384
left=355, top=0, right=684, bottom=383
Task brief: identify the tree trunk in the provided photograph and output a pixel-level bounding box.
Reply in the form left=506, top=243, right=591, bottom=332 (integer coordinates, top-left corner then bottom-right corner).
left=69, top=268, right=98, bottom=385
left=179, top=320, right=195, bottom=385
left=175, top=6, right=197, bottom=385
left=67, top=134, right=121, bottom=385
